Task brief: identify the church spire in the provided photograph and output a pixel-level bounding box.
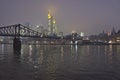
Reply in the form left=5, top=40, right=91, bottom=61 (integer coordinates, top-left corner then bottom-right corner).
left=111, top=27, right=116, bottom=36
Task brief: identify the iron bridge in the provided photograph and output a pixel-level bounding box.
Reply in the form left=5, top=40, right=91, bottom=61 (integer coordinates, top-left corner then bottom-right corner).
left=0, top=24, right=42, bottom=38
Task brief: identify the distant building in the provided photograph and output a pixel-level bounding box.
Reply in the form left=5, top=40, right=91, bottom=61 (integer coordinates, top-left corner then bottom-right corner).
left=80, top=32, right=84, bottom=37
left=48, top=10, right=58, bottom=36
left=116, top=29, right=120, bottom=43
left=36, top=25, right=44, bottom=33
left=112, top=29, right=120, bottom=43
left=58, top=32, right=63, bottom=38
left=43, top=29, right=48, bottom=36
left=111, top=27, right=116, bottom=36
left=89, top=30, right=109, bottom=42
left=110, top=27, right=117, bottom=43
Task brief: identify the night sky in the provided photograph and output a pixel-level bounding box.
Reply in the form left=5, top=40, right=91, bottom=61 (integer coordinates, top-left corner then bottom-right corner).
left=0, top=0, right=120, bottom=35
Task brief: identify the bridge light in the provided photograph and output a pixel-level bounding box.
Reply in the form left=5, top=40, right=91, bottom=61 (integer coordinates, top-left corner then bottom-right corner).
left=71, top=41, right=73, bottom=44
left=36, top=25, right=39, bottom=28
left=80, top=32, right=84, bottom=37
left=0, top=39, right=3, bottom=42
left=72, top=30, right=76, bottom=34
left=108, top=40, right=112, bottom=43
left=41, top=34, right=43, bottom=37
left=75, top=41, right=78, bottom=44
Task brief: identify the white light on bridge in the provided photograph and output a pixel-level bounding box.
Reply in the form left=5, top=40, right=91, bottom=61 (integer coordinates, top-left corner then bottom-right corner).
left=75, top=41, right=78, bottom=44
left=80, top=32, right=84, bottom=37
left=36, top=25, right=39, bottom=28
left=0, top=39, right=3, bottom=42
left=72, top=30, right=76, bottom=33
left=41, top=34, right=43, bottom=37
left=108, top=40, right=112, bottom=43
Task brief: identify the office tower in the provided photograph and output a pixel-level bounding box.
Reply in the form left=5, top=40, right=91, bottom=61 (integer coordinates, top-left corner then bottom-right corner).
left=48, top=10, right=58, bottom=36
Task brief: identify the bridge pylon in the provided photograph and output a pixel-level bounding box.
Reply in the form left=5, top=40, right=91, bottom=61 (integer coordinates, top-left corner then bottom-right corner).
left=13, top=37, right=21, bottom=54
left=13, top=24, right=21, bottom=54
left=0, top=24, right=42, bottom=54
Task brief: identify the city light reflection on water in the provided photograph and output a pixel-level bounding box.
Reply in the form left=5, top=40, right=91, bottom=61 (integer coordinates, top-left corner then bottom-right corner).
left=0, top=44, right=120, bottom=80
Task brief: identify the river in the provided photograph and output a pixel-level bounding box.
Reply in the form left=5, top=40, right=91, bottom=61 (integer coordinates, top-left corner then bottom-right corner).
left=0, top=44, right=120, bottom=80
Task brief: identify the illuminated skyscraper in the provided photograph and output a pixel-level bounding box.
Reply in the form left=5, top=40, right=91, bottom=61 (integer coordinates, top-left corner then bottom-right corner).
left=52, top=17, right=58, bottom=35
left=48, top=10, right=52, bottom=35
left=48, top=10, right=58, bottom=36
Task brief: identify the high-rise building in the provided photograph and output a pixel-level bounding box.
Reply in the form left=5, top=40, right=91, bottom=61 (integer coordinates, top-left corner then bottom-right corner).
left=48, top=10, right=58, bottom=36
left=36, top=25, right=44, bottom=33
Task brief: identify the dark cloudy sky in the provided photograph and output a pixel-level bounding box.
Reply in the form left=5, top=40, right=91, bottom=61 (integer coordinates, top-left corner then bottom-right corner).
left=0, top=0, right=120, bottom=35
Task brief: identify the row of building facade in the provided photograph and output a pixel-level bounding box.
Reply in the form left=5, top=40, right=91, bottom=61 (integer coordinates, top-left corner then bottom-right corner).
left=89, top=28, right=120, bottom=43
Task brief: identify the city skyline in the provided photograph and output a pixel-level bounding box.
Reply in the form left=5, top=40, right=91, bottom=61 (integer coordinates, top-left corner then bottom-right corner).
left=0, top=0, right=120, bottom=35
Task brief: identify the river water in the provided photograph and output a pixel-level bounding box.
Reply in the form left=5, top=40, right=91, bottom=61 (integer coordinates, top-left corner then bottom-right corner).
left=0, top=44, right=120, bottom=80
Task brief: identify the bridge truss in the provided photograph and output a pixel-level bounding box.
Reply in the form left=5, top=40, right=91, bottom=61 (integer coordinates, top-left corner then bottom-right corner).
left=0, top=24, right=42, bottom=38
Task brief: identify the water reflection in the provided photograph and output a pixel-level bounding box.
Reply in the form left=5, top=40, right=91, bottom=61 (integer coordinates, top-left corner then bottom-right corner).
left=60, top=46, right=64, bottom=62
left=0, top=44, right=5, bottom=60
left=70, top=45, right=78, bottom=61
left=0, top=44, right=120, bottom=80
left=45, top=53, right=57, bottom=80
left=27, top=45, right=42, bottom=68
left=1, top=44, right=4, bottom=53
